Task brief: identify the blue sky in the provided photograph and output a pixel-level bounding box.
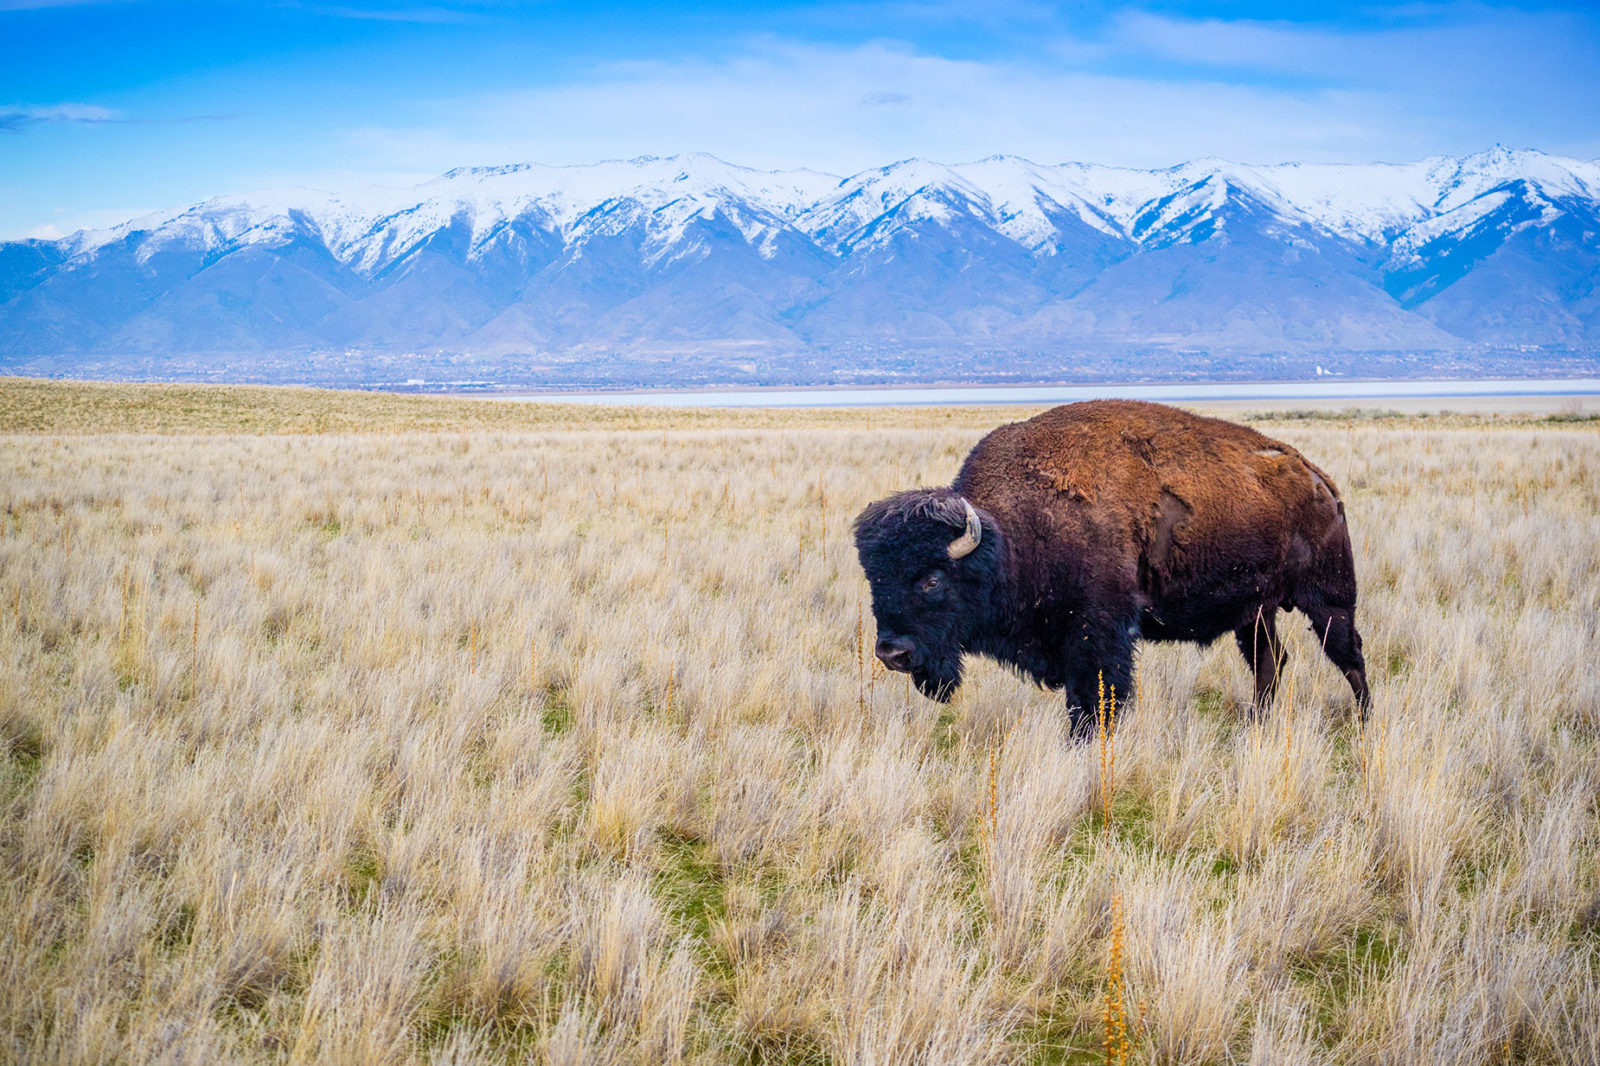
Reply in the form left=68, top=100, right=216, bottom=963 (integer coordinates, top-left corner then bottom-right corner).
left=3, top=1, right=1598, bottom=239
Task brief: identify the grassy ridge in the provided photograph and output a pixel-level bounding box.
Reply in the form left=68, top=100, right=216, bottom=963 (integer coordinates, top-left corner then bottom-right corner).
left=1, top=380, right=1597, bottom=1064
left=0, top=378, right=1020, bottom=435
left=4, top=376, right=1597, bottom=436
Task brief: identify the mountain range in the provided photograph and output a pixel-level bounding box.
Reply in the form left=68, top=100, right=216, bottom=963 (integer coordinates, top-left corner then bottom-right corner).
left=3, top=146, right=1598, bottom=387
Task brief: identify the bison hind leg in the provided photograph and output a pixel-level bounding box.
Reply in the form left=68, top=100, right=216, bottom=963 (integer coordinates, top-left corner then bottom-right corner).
left=1234, top=605, right=1287, bottom=715
left=1299, top=595, right=1371, bottom=719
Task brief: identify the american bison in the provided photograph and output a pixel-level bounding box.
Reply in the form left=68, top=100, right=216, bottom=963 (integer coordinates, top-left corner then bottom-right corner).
left=853, top=400, right=1370, bottom=737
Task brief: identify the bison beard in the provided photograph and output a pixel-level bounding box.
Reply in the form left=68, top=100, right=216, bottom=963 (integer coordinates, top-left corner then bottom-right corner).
left=853, top=400, right=1371, bottom=739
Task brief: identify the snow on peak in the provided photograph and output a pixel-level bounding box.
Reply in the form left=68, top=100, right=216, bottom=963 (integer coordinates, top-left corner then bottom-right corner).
left=42, top=148, right=1600, bottom=271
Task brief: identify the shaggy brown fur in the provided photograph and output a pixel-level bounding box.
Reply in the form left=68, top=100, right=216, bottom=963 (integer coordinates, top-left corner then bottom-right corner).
left=854, top=400, right=1369, bottom=736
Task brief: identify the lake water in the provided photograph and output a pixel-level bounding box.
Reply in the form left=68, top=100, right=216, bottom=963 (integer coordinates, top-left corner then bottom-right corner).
left=494, top=378, right=1600, bottom=408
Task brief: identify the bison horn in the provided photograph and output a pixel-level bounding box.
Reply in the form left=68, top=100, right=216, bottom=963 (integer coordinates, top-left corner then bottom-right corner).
left=947, top=498, right=983, bottom=560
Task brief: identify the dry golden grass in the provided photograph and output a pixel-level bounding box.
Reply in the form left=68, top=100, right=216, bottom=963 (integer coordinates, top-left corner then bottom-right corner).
left=0, top=378, right=1022, bottom=435
left=2, top=379, right=1598, bottom=1065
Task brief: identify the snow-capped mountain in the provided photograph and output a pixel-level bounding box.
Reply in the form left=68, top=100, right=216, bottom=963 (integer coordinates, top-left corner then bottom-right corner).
left=3, top=147, right=1598, bottom=385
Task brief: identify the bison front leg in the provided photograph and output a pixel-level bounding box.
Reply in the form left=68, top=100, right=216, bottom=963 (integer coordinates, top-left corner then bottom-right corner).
left=1062, top=629, right=1135, bottom=742
left=1234, top=605, right=1287, bottom=714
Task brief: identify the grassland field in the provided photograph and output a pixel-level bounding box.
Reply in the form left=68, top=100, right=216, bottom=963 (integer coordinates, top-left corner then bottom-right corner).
left=2, top=378, right=1598, bottom=1065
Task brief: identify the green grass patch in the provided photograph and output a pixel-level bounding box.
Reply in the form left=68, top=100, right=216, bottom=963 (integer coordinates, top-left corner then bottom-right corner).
left=0, top=716, right=45, bottom=806
left=1016, top=1025, right=1107, bottom=1066
left=1543, top=410, right=1600, bottom=423
left=1291, top=920, right=1401, bottom=1046
left=1193, top=687, right=1229, bottom=723
left=340, top=844, right=382, bottom=911
left=1086, top=791, right=1158, bottom=853
left=932, top=703, right=961, bottom=754
left=157, top=901, right=198, bottom=952
left=654, top=830, right=731, bottom=954
left=540, top=684, right=574, bottom=734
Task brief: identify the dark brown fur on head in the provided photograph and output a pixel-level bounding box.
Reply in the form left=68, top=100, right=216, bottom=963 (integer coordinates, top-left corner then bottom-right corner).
left=853, top=489, right=1003, bottom=701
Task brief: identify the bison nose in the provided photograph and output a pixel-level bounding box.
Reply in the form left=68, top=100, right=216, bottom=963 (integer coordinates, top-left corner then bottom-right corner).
left=875, top=636, right=918, bottom=672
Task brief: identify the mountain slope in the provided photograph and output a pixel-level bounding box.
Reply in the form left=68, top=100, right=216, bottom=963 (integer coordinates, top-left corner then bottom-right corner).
left=3, top=147, right=1598, bottom=384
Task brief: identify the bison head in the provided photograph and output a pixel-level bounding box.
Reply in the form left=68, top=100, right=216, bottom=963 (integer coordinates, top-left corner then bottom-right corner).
left=852, top=489, right=1000, bottom=702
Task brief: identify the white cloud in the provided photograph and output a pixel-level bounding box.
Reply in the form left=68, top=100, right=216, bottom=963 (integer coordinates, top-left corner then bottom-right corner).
left=336, top=39, right=1443, bottom=175
left=0, top=103, right=119, bottom=131
left=1108, top=6, right=1600, bottom=86
left=6, top=5, right=1596, bottom=240
left=320, top=5, right=1598, bottom=178
left=15, top=206, right=156, bottom=239
left=288, top=3, right=482, bottom=23
left=1103, top=6, right=1600, bottom=150
left=0, top=0, right=139, bottom=10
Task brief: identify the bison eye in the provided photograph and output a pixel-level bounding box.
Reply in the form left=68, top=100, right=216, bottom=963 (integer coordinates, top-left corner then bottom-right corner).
left=917, top=571, right=944, bottom=595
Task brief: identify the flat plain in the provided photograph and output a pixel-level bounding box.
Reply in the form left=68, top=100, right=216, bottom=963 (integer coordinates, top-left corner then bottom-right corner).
left=2, top=379, right=1597, bottom=1065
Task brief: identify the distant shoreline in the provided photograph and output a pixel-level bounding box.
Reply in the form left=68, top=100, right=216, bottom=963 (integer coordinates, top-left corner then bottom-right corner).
left=479, top=377, right=1600, bottom=410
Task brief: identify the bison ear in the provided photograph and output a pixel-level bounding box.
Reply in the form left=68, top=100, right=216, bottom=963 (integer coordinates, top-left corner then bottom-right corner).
left=947, top=498, right=982, bottom=560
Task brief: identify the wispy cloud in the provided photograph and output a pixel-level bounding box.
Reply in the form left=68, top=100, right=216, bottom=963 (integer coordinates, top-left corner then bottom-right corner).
left=803, top=0, right=1058, bottom=32
left=273, top=0, right=488, bottom=22
left=329, top=4, right=1598, bottom=175
left=332, top=39, right=1439, bottom=174
left=3, top=1, right=1597, bottom=240
left=0, top=104, right=238, bottom=132
left=313, top=6, right=476, bottom=21
left=0, top=103, right=119, bottom=130
left=861, top=90, right=913, bottom=107
left=14, top=204, right=155, bottom=240
left=1091, top=6, right=1600, bottom=156
left=0, top=0, right=142, bottom=10
left=1104, top=5, right=1600, bottom=85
